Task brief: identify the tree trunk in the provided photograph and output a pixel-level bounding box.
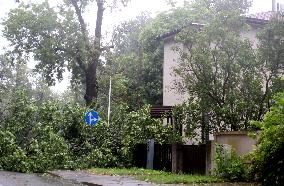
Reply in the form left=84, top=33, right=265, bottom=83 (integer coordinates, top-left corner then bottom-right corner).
left=84, top=0, right=104, bottom=106
left=84, top=62, right=98, bottom=106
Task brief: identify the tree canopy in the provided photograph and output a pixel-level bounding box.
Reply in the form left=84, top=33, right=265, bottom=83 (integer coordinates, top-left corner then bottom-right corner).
left=251, top=92, right=284, bottom=186
left=158, top=0, right=284, bottom=141
left=3, top=0, right=130, bottom=106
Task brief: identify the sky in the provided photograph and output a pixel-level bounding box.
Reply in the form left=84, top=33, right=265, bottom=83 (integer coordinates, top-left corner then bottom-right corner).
left=0, top=0, right=278, bottom=93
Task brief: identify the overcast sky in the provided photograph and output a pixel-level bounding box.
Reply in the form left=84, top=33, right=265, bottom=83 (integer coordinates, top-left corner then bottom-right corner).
left=0, top=0, right=276, bottom=42
left=0, top=0, right=279, bottom=93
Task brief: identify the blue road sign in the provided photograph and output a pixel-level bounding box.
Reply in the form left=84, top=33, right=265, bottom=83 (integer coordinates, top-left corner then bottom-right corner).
left=85, top=111, right=99, bottom=126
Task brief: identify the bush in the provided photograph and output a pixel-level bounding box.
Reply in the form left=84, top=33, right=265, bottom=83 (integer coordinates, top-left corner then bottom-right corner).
left=87, top=148, right=118, bottom=168
left=0, top=90, right=176, bottom=172
left=0, top=131, right=30, bottom=172
left=214, top=144, right=248, bottom=181
left=26, top=125, right=71, bottom=172
left=250, top=92, right=284, bottom=186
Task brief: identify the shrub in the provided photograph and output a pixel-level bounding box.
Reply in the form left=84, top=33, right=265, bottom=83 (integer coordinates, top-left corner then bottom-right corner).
left=214, top=144, right=248, bottom=181
left=26, top=125, right=71, bottom=172
left=87, top=148, right=118, bottom=168
left=0, top=131, right=30, bottom=172
left=250, top=92, right=284, bottom=186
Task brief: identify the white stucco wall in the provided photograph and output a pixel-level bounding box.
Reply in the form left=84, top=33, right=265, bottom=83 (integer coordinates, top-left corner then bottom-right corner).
left=163, top=27, right=259, bottom=107
left=241, top=27, right=260, bottom=48
left=163, top=38, right=188, bottom=106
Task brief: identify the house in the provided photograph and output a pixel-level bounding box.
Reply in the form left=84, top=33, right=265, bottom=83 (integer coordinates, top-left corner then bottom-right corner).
left=162, top=3, right=284, bottom=111
left=152, top=2, right=284, bottom=174
left=161, top=15, right=266, bottom=143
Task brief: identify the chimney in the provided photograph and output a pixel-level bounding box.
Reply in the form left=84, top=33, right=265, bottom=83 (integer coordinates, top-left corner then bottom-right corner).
left=273, top=0, right=276, bottom=11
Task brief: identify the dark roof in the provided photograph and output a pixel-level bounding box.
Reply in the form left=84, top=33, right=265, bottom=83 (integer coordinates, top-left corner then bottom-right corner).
left=158, top=12, right=274, bottom=40
left=157, top=22, right=204, bottom=40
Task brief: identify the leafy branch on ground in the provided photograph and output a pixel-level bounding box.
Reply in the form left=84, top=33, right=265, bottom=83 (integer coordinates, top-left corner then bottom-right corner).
left=0, top=90, right=178, bottom=172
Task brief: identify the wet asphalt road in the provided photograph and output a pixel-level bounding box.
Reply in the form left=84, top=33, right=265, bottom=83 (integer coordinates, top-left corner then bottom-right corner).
left=0, top=171, right=259, bottom=186
left=0, top=171, right=85, bottom=186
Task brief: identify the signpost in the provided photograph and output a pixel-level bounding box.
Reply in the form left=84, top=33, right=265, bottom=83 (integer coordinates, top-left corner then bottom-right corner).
left=85, top=111, right=99, bottom=126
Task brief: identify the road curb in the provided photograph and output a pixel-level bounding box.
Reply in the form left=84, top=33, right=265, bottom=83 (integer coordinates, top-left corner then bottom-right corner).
left=46, top=171, right=102, bottom=186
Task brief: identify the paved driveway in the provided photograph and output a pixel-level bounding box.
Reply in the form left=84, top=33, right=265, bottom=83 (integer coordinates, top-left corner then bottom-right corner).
left=0, top=171, right=83, bottom=186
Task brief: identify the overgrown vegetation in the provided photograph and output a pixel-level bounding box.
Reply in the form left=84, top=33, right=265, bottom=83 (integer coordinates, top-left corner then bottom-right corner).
left=0, top=1, right=283, bottom=185
left=250, top=92, right=284, bottom=186
left=0, top=0, right=176, bottom=173
left=214, top=144, right=249, bottom=182
left=0, top=90, right=177, bottom=172
left=172, top=1, right=284, bottom=142
left=214, top=93, right=284, bottom=185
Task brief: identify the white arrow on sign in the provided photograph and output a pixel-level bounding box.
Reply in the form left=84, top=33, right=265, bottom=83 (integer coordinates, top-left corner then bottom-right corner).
left=89, top=112, right=98, bottom=123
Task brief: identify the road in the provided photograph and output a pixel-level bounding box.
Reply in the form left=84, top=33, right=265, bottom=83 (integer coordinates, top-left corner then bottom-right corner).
left=0, top=171, right=258, bottom=186
left=0, top=171, right=85, bottom=186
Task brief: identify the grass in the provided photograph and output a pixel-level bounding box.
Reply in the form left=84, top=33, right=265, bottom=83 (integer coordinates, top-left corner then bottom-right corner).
left=88, top=167, right=223, bottom=184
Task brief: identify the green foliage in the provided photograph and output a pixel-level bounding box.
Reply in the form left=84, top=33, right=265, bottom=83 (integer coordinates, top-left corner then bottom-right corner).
left=250, top=92, right=284, bottom=186
left=0, top=131, right=29, bottom=172
left=103, top=13, right=163, bottom=110
left=0, top=91, right=76, bottom=172
left=214, top=144, right=248, bottom=181
left=2, top=0, right=164, bottom=108
left=0, top=89, right=175, bottom=172
left=139, top=2, right=194, bottom=50
left=2, top=0, right=132, bottom=105
left=2, top=1, right=83, bottom=86
left=0, top=53, right=56, bottom=113
left=171, top=0, right=283, bottom=141
left=26, top=125, right=71, bottom=172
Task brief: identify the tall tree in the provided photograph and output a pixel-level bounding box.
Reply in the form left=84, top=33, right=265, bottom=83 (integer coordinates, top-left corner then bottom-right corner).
left=108, top=13, right=164, bottom=109
left=3, top=0, right=130, bottom=106
left=0, top=53, right=54, bottom=125
left=171, top=0, right=284, bottom=141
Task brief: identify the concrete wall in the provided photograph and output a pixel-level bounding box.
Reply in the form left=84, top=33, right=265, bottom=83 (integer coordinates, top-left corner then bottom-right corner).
left=214, top=131, right=257, bottom=156
left=205, top=131, right=258, bottom=174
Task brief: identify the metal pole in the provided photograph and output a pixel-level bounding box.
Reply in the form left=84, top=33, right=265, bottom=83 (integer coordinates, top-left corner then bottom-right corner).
left=107, top=76, right=112, bottom=125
